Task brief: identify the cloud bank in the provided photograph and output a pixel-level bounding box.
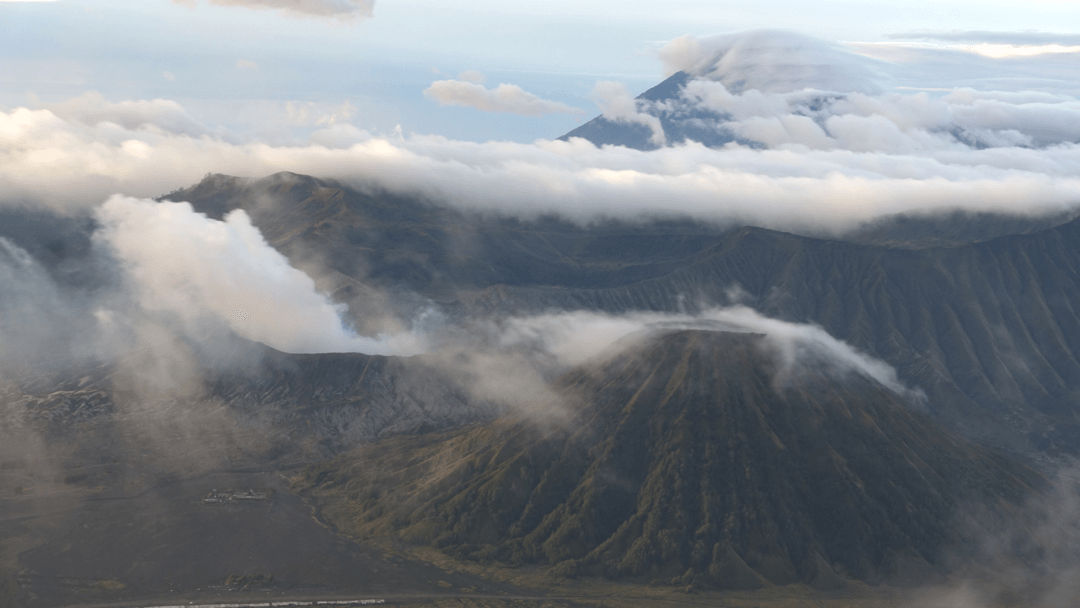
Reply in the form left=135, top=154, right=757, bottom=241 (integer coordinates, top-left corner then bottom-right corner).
left=3, top=101, right=1079, bottom=234
left=424, top=79, right=583, bottom=116
left=3, top=30, right=1080, bottom=235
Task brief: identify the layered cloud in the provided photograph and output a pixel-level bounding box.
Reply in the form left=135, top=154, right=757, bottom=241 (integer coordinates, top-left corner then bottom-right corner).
left=886, top=30, right=1080, bottom=59
left=3, top=102, right=1079, bottom=234
left=173, top=0, right=374, bottom=19
left=850, top=40, right=1079, bottom=95
left=891, top=31, right=1080, bottom=46
left=424, top=79, right=583, bottom=116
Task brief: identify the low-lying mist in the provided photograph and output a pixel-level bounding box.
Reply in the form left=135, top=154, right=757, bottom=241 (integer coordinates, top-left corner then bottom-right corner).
left=0, top=193, right=925, bottom=473
left=908, top=465, right=1080, bottom=608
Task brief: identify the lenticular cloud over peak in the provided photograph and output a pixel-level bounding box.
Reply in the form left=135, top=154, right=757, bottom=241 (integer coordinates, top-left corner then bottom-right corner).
left=659, top=30, right=887, bottom=94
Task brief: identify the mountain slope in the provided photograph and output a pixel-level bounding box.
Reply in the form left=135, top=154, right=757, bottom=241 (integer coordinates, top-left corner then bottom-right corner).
left=560, top=71, right=744, bottom=151
left=298, top=330, right=1039, bottom=589
left=166, top=172, right=735, bottom=292
left=165, top=173, right=1080, bottom=456
left=468, top=222, right=1080, bottom=454
left=10, top=339, right=497, bottom=462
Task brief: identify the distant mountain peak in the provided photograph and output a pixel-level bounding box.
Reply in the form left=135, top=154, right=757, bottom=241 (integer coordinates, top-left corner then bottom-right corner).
left=561, top=30, right=886, bottom=150
left=560, top=71, right=736, bottom=151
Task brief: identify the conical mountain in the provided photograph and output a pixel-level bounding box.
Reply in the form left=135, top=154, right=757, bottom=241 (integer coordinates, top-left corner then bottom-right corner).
left=560, top=30, right=880, bottom=150
left=560, top=71, right=733, bottom=150
left=300, top=330, right=1039, bottom=589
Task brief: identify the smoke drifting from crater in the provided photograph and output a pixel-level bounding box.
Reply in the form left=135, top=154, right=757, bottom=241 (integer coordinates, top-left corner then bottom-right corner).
left=95, top=196, right=419, bottom=356
left=490, top=305, right=919, bottom=399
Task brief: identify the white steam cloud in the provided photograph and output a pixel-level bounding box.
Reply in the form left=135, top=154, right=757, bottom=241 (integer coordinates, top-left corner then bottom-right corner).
left=424, top=79, right=583, bottom=116
left=95, top=196, right=417, bottom=355
left=493, top=306, right=919, bottom=399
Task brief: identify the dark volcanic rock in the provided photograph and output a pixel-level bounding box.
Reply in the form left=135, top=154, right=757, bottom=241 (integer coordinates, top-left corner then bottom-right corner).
left=166, top=173, right=1080, bottom=456
left=559, top=71, right=745, bottom=151
left=10, top=340, right=498, bottom=457
left=299, top=330, right=1039, bottom=589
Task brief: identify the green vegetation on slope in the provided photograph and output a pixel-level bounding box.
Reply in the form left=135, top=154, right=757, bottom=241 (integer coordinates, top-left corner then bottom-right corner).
left=297, top=331, right=1040, bottom=590
left=168, top=173, right=1080, bottom=456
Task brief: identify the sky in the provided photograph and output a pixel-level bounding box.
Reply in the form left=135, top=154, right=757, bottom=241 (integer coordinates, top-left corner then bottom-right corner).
left=2, top=0, right=1080, bottom=238
left=2, top=0, right=1079, bottom=142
